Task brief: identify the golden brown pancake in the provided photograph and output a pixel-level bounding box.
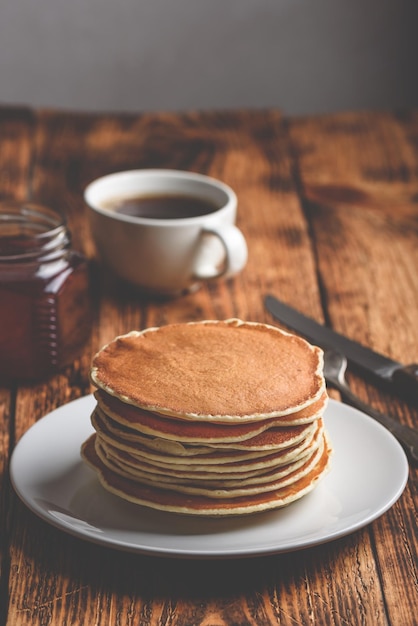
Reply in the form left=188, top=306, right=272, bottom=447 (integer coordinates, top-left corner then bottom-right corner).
left=92, top=406, right=318, bottom=455
left=99, top=441, right=316, bottom=481
left=96, top=441, right=316, bottom=488
left=94, top=421, right=324, bottom=485
left=99, top=445, right=316, bottom=491
left=91, top=408, right=215, bottom=457
left=93, top=436, right=326, bottom=498
left=94, top=389, right=328, bottom=443
left=91, top=319, right=325, bottom=421
left=94, top=420, right=324, bottom=481
left=83, top=319, right=332, bottom=516
left=81, top=434, right=332, bottom=516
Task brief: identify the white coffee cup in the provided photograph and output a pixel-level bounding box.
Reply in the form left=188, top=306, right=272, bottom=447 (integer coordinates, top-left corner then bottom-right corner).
left=84, top=169, right=248, bottom=296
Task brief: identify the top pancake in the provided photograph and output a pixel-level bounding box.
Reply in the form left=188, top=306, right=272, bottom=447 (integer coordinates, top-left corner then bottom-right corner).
left=91, top=319, right=325, bottom=422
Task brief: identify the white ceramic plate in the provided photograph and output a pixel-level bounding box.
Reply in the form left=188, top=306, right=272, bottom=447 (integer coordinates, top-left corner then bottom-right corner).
left=10, top=395, right=409, bottom=559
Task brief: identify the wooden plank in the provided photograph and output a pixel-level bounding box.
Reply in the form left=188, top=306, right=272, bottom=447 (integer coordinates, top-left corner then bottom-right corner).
left=0, top=106, right=35, bottom=626
left=288, top=111, right=418, bottom=365
left=289, top=110, right=418, bottom=626
left=3, top=110, right=112, bottom=626
left=0, top=106, right=35, bottom=202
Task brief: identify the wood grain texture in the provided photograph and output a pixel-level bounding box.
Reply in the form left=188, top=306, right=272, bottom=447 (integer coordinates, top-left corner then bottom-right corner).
left=0, top=107, right=417, bottom=625
left=0, top=106, right=35, bottom=626
left=289, top=110, right=418, bottom=626
left=288, top=111, right=418, bottom=361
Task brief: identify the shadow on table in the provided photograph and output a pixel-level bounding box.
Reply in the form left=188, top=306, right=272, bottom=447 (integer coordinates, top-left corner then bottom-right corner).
left=11, top=498, right=360, bottom=604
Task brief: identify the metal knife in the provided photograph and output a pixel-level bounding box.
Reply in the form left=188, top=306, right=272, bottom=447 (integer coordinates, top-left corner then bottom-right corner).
left=264, top=294, right=418, bottom=402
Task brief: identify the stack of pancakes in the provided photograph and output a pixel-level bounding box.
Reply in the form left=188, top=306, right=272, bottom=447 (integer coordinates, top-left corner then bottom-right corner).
left=81, top=319, right=332, bottom=516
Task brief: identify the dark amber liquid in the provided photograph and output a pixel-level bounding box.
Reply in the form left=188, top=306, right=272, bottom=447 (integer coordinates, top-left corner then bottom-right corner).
left=0, top=203, right=92, bottom=381
left=0, top=252, right=91, bottom=381
left=103, top=194, right=219, bottom=219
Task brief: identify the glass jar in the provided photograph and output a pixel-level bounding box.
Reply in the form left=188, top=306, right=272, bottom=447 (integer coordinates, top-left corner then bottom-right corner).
left=0, top=202, right=91, bottom=381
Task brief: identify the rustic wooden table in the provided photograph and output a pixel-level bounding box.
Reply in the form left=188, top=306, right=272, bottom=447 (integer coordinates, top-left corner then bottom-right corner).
left=0, top=107, right=417, bottom=625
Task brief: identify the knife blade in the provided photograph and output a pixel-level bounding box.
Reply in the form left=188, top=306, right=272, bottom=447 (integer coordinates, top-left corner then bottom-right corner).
left=264, top=294, right=418, bottom=401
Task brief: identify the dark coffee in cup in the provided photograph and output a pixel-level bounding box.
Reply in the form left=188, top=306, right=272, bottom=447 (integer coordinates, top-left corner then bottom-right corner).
left=102, top=194, right=219, bottom=220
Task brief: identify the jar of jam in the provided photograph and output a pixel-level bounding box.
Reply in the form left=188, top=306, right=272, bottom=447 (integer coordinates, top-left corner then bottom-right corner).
left=0, top=202, right=91, bottom=381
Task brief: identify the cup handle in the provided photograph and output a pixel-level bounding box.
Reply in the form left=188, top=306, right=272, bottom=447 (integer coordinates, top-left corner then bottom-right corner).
left=193, top=224, right=248, bottom=280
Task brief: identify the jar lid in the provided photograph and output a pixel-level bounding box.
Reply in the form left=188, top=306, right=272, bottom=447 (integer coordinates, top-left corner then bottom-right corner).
left=0, top=201, right=69, bottom=261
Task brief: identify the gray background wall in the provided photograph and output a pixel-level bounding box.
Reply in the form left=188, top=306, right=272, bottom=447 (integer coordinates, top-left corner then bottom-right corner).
left=1, top=0, right=417, bottom=115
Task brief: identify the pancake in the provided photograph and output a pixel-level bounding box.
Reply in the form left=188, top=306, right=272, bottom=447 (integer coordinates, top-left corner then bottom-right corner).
left=95, top=428, right=281, bottom=467
left=94, top=420, right=324, bottom=480
left=93, top=435, right=326, bottom=499
left=94, top=420, right=324, bottom=484
left=81, top=433, right=332, bottom=516
left=92, top=406, right=318, bottom=456
left=94, top=389, right=328, bottom=444
left=91, top=319, right=325, bottom=422
left=91, top=408, right=215, bottom=457
left=99, top=444, right=316, bottom=490
left=83, top=319, right=332, bottom=517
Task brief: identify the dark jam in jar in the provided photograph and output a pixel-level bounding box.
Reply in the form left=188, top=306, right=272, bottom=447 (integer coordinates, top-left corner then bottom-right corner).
left=0, top=202, right=91, bottom=381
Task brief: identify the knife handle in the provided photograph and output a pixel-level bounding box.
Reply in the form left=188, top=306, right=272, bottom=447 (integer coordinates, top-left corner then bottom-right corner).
left=392, top=364, right=418, bottom=404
